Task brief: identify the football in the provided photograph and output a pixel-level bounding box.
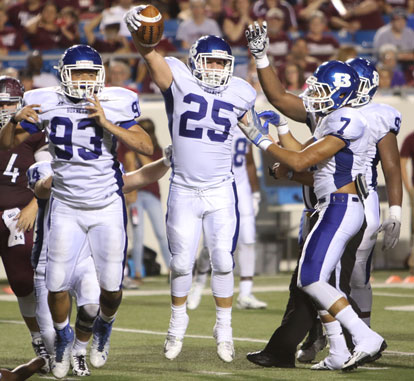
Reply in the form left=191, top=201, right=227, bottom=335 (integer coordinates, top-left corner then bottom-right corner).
left=134, top=5, right=164, bottom=47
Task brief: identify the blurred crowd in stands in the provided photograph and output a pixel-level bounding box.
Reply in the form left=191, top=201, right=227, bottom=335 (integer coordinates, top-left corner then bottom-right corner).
left=1, top=0, right=414, bottom=94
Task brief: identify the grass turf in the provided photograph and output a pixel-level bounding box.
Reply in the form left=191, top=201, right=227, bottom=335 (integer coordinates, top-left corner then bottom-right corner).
left=0, top=271, right=413, bottom=380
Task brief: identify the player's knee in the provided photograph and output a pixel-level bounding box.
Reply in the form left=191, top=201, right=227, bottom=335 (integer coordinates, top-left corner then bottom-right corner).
left=170, top=256, right=192, bottom=275
left=210, top=251, right=233, bottom=273
left=76, top=304, right=99, bottom=333
left=101, top=290, right=122, bottom=311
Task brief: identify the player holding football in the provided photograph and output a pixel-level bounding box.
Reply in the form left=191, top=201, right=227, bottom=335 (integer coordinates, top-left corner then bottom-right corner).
left=0, top=76, right=50, bottom=372
left=124, top=6, right=257, bottom=362
left=0, top=44, right=153, bottom=379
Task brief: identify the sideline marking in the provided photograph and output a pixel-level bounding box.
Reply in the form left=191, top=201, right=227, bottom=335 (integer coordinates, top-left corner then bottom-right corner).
left=385, top=305, right=414, bottom=312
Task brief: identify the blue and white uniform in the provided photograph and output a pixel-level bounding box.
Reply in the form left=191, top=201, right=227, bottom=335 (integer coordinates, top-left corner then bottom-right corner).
left=27, top=161, right=100, bottom=354
left=297, top=106, right=369, bottom=307
left=163, top=57, right=256, bottom=296
left=350, top=103, right=401, bottom=290
left=21, top=86, right=140, bottom=292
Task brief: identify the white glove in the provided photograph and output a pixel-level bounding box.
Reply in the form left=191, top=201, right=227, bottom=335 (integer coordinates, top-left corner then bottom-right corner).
left=237, top=108, right=272, bottom=151
left=245, top=21, right=269, bottom=66
left=123, top=5, right=147, bottom=33
left=379, top=216, right=401, bottom=250
left=26, top=161, right=53, bottom=190
left=162, top=144, right=173, bottom=167
left=252, top=191, right=261, bottom=217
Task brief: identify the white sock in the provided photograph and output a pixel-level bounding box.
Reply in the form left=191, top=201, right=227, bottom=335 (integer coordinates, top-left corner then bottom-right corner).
left=168, top=304, right=189, bottom=339
left=215, top=306, right=232, bottom=342
left=323, top=320, right=350, bottom=360
left=335, top=305, right=373, bottom=341
left=100, top=312, right=116, bottom=324
left=239, top=280, right=253, bottom=297
left=72, top=338, right=88, bottom=355
left=31, top=331, right=42, bottom=341
left=54, top=317, right=70, bottom=331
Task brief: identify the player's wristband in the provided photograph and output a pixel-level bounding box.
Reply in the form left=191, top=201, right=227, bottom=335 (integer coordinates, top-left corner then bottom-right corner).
left=389, top=205, right=402, bottom=222
left=258, top=139, right=272, bottom=151
left=9, top=115, right=18, bottom=125
left=277, top=124, right=289, bottom=135
left=255, top=55, right=270, bottom=69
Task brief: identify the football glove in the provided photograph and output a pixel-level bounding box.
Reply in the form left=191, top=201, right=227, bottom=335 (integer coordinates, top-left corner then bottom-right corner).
left=237, top=109, right=272, bottom=151
left=258, top=110, right=289, bottom=134
left=245, top=21, right=269, bottom=60
left=26, top=161, right=53, bottom=190
left=123, top=5, right=147, bottom=33
left=378, top=216, right=401, bottom=250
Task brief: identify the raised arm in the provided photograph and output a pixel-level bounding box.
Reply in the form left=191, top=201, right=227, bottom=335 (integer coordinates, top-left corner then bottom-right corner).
left=124, top=7, right=173, bottom=92
left=245, top=22, right=307, bottom=122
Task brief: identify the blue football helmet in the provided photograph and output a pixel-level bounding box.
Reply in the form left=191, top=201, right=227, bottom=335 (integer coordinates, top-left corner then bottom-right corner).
left=56, top=44, right=105, bottom=99
left=346, top=57, right=379, bottom=106
left=301, top=60, right=359, bottom=115
left=188, top=35, right=234, bottom=92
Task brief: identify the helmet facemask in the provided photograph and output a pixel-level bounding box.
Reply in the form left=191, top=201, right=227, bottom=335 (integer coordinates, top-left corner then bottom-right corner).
left=301, top=76, right=336, bottom=114
left=191, top=50, right=234, bottom=92
left=59, top=62, right=105, bottom=99
left=353, top=71, right=379, bottom=107
left=0, top=97, right=21, bottom=129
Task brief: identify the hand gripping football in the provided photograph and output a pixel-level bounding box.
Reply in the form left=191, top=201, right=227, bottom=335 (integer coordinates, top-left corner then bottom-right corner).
left=134, top=5, right=164, bottom=47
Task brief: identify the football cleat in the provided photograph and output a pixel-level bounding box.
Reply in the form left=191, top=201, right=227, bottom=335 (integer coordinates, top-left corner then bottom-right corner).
left=71, top=349, right=91, bottom=376
left=297, top=321, right=327, bottom=363
left=187, top=283, right=205, bottom=310
left=164, top=335, right=183, bottom=360
left=311, top=360, right=332, bottom=370
left=90, top=316, right=113, bottom=368
left=32, top=337, right=50, bottom=374
left=51, top=325, right=74, bottom=379
left=237, top=294, right=267, bottom=310
left=342, top=340, right=387, bottom=371
left=217, top=341, right=235, bottom=363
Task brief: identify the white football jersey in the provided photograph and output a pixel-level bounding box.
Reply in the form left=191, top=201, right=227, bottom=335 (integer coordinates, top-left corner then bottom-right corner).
left=164, top=57, right=256, bottom=188
left=358, top=102, right=401, bottom=190
left=232, top=127, right=251, bottom=188
left=21, top=86, right=140, bottom=208
left=313, top=107, right=369, bottom=200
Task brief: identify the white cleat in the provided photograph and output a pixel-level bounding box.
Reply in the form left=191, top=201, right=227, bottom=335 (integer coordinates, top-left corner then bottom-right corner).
left=217, top=341, right=235, bottom=363
left=71, top=350, right=91, bottom=376
left=311, top=352, right=350, bottom=371
left=342, top=339, right=387, bottom=372
left=187, top=283, right=204, bottom=310
left=32, top=337, right=50, bottom=374
left=164, top=335, right=183, bottom=360
left=297, top=334, right=327, bottom=363
left=237, top=294, right=267, bottom=309
left=90, top=317, right=113, bottom=368
left=51, top=326, right=74, bottom=379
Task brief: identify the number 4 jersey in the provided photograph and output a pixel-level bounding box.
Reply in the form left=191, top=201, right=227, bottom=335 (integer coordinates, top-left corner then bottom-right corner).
left=20, top=86, right=141, bottom=208
left=163, top=57, right=256, bottom=188
left=0, top=132, right=46, bottom=210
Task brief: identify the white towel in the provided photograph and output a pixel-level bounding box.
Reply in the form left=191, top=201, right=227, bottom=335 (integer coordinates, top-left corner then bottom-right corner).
left=2, top=208, right=25, bottom=247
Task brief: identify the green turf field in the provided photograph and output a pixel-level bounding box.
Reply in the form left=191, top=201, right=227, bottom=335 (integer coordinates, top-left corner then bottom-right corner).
left=1, top=271, right=413, bottom=380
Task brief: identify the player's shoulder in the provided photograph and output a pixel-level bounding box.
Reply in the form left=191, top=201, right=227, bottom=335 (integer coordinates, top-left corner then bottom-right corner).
left=165, top=56, right=190, bottom=74
left=227, top=76, right=256, bottom=105
left=100, top=86, right=138, bottom=101
left=363, top=102, right=401, bottom=134
left=323, top=106, right=367, bottom=139
left=23, top=86, right=61, bottom=103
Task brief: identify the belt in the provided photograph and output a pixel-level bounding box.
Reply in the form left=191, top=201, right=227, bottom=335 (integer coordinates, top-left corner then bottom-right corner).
left=318, top=193, right=360, bottom=204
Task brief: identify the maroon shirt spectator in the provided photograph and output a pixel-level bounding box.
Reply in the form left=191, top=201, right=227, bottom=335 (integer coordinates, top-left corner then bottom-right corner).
left=54, top=0, right=80, bottom=11
left=265, top=8, right=291, bottom=67
left=327, top=0, right=384, bottom=31
left=223, top=0, right=253, bottom=48
left=7, top=0, right=44, bottom=33
left=252, top=0, right=298, bottom=31
left=295, top=0, right=333, bottom=32
left=305, top=11, right=339, bottom=62
left=0, top=7, right=26, bottom=52
left=25, top=2, right=74, bottom=50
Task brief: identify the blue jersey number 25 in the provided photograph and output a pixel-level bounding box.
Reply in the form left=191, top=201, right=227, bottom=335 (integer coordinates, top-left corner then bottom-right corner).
left=179, top=93, right=234, bottom=142
left=49, top=117, right=102, bottom=160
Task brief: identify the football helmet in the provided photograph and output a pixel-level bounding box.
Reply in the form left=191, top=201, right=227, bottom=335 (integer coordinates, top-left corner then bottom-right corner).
left=346, top=57, right=379, bottom=106
left=188, top=35, right=234, bottom=92
left=0, top=76, right=24, bottom=128
left=301, top=60, right=359, bottom=115
left=56, top=44, right=105, bottom=99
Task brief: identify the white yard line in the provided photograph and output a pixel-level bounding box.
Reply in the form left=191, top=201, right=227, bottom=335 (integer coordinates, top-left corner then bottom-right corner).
left=1, top=319, right=413, bottom=356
